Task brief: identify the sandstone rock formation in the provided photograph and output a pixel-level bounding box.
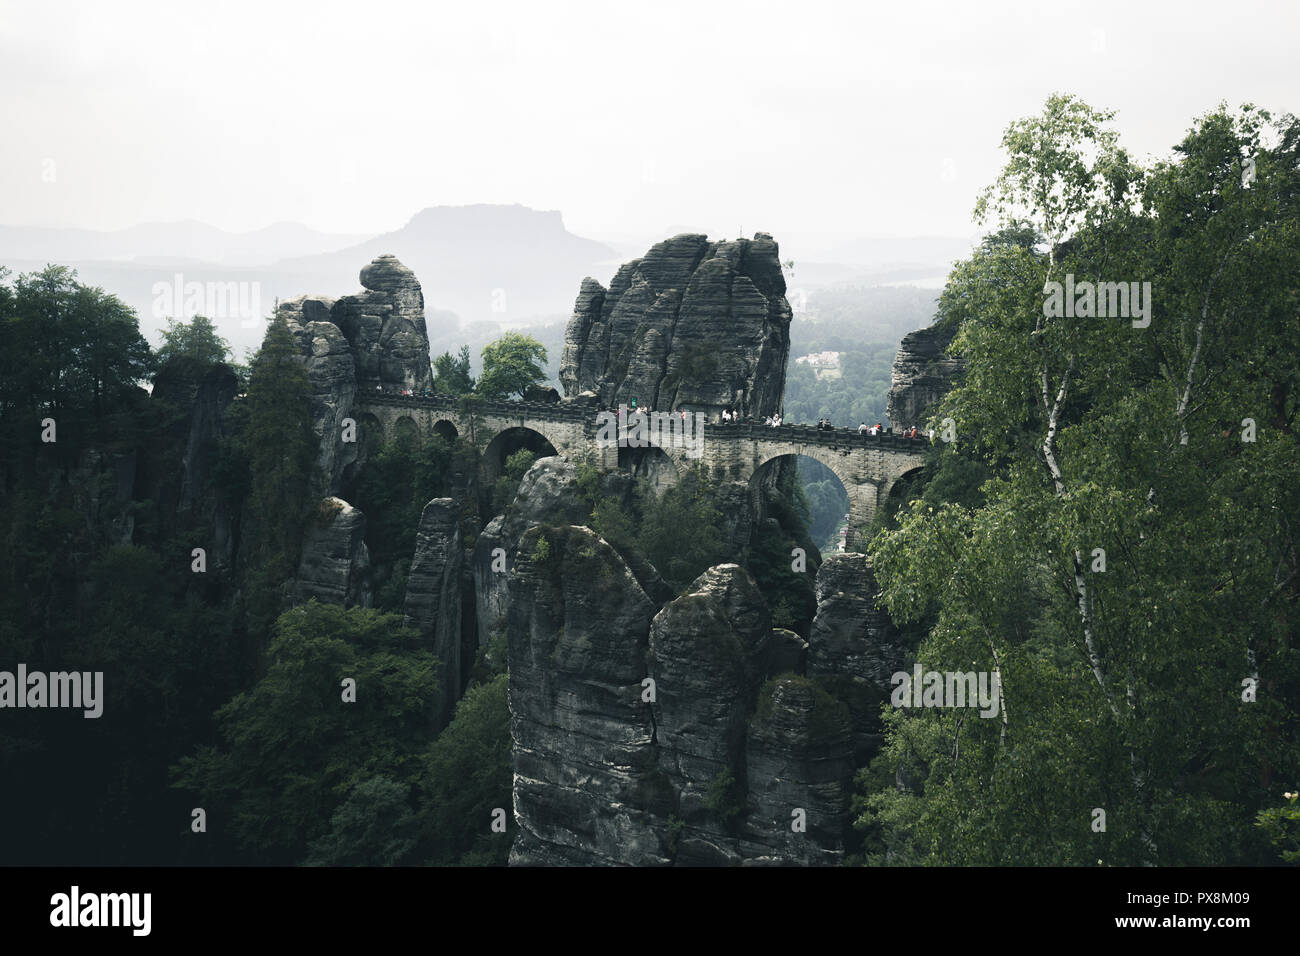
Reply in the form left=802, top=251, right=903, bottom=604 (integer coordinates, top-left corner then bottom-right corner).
left=507, top=524, right=665, bottom=866
left=743, top=675, right=854, bottom=864
left=885, top=321, right=963, bottom=430
left=150, top=360, right=241, bottom=514
left=293, top=497, right=372, bottom=608
left=145, top=360, right=241, bottom=568
left=560, top=233, right=792, bottom=418
left=332, top=254, right=433, bottom=394
left=648, top=564, right=772, bottom=865
left=473, top=456, right=672, bottom=652
left=404, top=498, right=463, bottom=729
left=276, top=254, right=434, bottom=496
left=808, top=552, right=904, bottom=763
left=504, top=521, right=884, bottom=865
left=276, top=297, right=356, bottom=496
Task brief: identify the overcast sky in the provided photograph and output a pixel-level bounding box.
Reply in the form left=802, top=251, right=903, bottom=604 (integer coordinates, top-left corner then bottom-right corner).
left=2, top=0, right=1296, bottom=248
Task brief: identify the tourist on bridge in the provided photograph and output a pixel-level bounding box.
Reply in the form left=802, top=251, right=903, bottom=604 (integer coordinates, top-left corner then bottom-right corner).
left=858, top=422, right=868, bottom=435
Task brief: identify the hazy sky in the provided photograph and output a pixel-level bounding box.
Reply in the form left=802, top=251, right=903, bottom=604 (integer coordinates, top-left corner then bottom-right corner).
left=2, top=0, right=1296, bottom=246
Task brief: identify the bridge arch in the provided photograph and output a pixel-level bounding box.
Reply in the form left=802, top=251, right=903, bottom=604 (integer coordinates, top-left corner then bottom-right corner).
left=878, top=463, right=928, bottom=521
left=355, top=411, right=385, bottom=459
left=749, top=452, right=854, bottom=555
left=751, top=446, right=859, bottom=503
left=391, top=415, right=420, bottom=444
left=481, top=426, right=560, bottom=484
left=349, top=395, right=927, bottom=552
left=749, top=443, right=882, bottom=552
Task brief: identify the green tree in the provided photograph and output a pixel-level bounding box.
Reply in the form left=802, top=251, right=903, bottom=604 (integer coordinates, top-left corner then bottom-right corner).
left=304, top=775, right=418, bottom=866
left=433, top=344, right=475, bottom=396
left=241, top=316, right=316, bottom=595
left=476, top=332, right=548, bottom=400
left=635, top=467, right=731, bottom=591
left=172, top=602, right=438, bottom=864
left=415, top=673, right=512, bottom=865
left=0, top=265, right=151, bottom=423
left=155, top=315, right=231, bottom=369
left=858, top=99, right=1300, bottom=866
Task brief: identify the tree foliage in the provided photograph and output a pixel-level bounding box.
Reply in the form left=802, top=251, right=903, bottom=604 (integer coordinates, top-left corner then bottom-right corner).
left=858, top=99, right=1300, bottom=865
left=433, top=344, right=475, bottom=396
left=475, top=332, right=548, bottom=400
left=172, top=602, right=439, bottom=864
left=156, top=315, right=231, bottom=369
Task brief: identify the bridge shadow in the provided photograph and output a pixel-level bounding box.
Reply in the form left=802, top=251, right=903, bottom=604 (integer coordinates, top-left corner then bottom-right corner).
left=618, top=445, right=679, bottom=497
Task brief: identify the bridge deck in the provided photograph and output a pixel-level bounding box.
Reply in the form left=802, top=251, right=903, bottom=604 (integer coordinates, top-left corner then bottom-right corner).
left=356, top=393, right=930, bottom=453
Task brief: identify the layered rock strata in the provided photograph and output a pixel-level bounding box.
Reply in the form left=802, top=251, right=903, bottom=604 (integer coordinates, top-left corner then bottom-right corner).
left=560, top=233, right=792, bottom=418
left=885, top=322, right=963, bottom=430
left=293, top=497, right=372, bottom=608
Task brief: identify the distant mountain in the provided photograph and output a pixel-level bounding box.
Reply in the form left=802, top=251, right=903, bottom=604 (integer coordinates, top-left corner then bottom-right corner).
left=0, top=205, right=620, bottom=362
left=0, top=219, right=366, bottom=267
left=274, top=204, right=620, bottom=326
left=0, top=208, right=966, bottom=367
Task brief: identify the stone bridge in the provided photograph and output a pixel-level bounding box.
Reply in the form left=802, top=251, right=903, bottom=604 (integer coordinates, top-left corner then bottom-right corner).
left=355, top=393, right=928, bottom=549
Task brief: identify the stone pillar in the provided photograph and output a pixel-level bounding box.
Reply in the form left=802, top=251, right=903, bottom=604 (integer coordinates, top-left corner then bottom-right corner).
left=844, top=481, right=877, bottom=552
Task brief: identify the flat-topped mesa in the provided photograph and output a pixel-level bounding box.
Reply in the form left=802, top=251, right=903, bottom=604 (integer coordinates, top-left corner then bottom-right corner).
left=560, top=233, right=792, bottom=419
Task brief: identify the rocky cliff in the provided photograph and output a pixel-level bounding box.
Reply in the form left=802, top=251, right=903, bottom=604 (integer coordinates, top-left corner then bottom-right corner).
left=293, top=497, right=372, bottom=608
left=332, top=254, right=433, bottom=394
left=488, top=447, right=901, bottom=865
left=560, top=233, right=792, bottom=417
left=271, top=254, right=438, bottom=622
left=501, top=489, right=888, bottom=865
left=885, top=321, right=963, bottom=430
left=507, top=523, right=666, bottom=865
left=404, top=498, right=463, bottom=729
left=276, top=253, right=434, bottom=496
left=808, top=553, right=903, bottom=764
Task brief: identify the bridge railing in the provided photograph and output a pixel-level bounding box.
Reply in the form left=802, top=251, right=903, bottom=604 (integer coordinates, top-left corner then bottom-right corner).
left=356, top=393, right=929, bottom=450
left=357, top=391, right=592, bottom=423
left=703, top=421, right=928, bottom=451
